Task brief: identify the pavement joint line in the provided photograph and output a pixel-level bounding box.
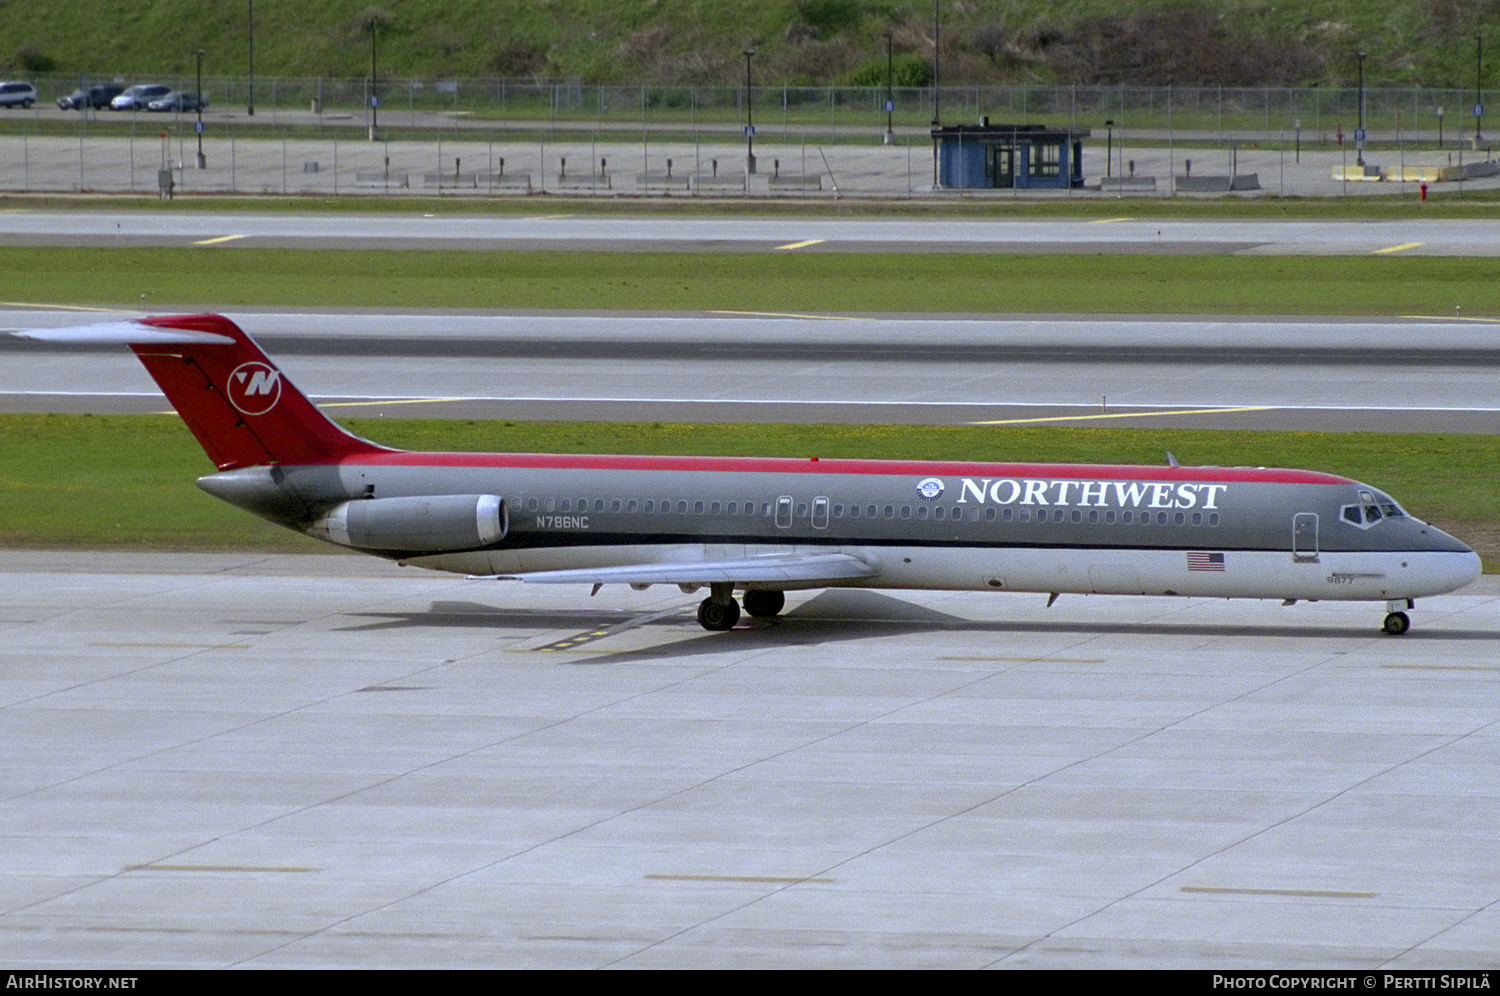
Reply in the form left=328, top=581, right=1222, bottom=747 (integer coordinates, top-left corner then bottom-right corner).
left=645, top=874, right=836, bottom=884
left=1180, top=886, right=1378, bottom=898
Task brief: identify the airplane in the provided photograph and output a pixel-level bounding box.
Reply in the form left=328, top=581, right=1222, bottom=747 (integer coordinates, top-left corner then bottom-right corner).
left=16, top=313, right=1482, bottom=636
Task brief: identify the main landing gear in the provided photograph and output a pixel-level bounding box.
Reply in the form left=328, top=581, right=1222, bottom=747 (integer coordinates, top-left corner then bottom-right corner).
left=696, top=586, right=786, bottom=631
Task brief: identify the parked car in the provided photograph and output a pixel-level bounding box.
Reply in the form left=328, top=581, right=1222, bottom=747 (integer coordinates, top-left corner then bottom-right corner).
left=147, top=91, right=208, bottom=113
left=109, top=84, right=171, bottom=110
left=58, top=84, right=125, bottom=110
left=0, top=82, right=38, bottom=108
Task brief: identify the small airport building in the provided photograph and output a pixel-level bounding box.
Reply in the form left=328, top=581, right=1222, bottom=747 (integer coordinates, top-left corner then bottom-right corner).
left=932, top=121, right=1091, bottom=190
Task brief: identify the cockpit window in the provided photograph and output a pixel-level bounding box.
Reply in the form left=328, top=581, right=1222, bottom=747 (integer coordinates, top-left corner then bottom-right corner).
left=1341, top=494, right=1407, bottom=529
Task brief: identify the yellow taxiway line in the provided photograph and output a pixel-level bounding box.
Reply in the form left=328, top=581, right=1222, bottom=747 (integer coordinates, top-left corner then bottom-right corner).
left=971, top=406, right=1273, bottom=426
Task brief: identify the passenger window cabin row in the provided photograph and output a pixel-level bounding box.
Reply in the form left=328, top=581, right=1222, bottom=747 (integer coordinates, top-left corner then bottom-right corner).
left=514, top=494, right=1223, bottom=528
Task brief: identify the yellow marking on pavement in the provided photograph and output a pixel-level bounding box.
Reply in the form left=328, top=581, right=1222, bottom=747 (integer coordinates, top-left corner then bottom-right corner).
left=0, top=302, right=126, bottom=312
left=535, top=629, right=615, bottom=652
left=1091, top=217, right=1135, bottom=223
left=970, top=406, right=1273, bottom=426
left=710, top=310, right=856, bottom=320
left=1402, top=314, right=1500, bottom=323
left=646, top=874, right=834, bottom=884
left=776, top=238, right=825, bottom=250
left=1181, top=886, right=1376, bottom=899
left=317, top=397, right=470, bottom=409
left=1371, top=241, right=1423, bottom=254
left=192, top=234, right=248, bottom=246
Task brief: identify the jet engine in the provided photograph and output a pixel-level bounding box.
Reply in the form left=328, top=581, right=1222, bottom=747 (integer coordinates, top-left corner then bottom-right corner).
left=308, top=494, right=506, bottom=553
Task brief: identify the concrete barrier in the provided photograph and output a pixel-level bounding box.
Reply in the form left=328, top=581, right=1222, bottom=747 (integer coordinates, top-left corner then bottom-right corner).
left=1100, top=176, right=1157, bottom=191
left=355, top=171, right=408, bottom=188
left=637, top=172, right=691, bottom=192
left=768, top=173, right=822, bottom=190
left=1175, top=173, right=1260, bottom=192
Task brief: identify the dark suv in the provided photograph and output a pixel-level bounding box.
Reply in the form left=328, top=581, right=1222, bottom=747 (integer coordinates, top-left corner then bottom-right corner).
left=58, top=84, right=126, bottom=110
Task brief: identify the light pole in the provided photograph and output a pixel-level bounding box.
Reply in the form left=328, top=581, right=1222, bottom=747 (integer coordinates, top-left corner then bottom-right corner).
left=194, top=49, right=205, bottom=168
left=883, top=31, right=894, bottom=145
left=246, top=0, right=254, bottom=116
left=1356, top=51, right=1366, bottom=167
left=931, top=0, right=941, bottom=188
left=369, top=17, right=380, bottom=141
left=1105, top=119, right=1114, bottom=177
left=743, top=49, right=755, bottom=174
left=1476, top=34, right=1484, bottom=146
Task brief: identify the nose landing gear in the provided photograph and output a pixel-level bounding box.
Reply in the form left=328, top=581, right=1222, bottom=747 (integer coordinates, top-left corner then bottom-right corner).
left=1382, top=611, right=1410, bottom=636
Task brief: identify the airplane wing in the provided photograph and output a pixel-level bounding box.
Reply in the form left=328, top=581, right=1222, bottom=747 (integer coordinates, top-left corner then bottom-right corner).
left=481, top=552, right=878, bottom=587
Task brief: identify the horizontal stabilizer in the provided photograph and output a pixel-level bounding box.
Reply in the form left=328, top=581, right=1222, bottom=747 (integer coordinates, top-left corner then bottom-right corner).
left=482, top=551, right=878, bottom=587
left=14, top=321, right=235, bottom=346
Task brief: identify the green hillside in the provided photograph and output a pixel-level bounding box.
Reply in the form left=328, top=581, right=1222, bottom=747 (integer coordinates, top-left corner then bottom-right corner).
left=2, top=1, right=1496, bottom=89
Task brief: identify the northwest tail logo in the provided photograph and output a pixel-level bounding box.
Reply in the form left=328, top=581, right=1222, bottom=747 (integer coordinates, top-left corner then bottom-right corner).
left=227, top=361, right=282, bottom=415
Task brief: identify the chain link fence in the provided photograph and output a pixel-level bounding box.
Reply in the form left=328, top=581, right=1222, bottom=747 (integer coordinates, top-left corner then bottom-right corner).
left=4, top=76, right=1495, bottom=197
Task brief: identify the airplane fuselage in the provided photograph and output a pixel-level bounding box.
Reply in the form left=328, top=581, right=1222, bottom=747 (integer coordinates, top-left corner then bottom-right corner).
left=201, top=451, right=1479, bottom=609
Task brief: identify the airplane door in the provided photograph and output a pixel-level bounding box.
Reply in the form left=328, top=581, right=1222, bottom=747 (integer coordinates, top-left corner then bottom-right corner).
left=1292, top=513, right=1319, bottom=562
left=775, top=495, right=793, bottom=529
left=812, top=496, right=829, bottom=529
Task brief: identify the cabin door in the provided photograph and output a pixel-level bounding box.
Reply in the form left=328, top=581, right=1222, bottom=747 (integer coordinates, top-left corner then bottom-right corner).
left=1292, top=512, right=1319, bottom=562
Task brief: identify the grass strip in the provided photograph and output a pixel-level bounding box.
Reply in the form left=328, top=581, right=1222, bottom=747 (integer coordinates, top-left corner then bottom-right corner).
left=4, top=246, right=1500, bottom=316
left=2, top=413, right=1492, bottom=568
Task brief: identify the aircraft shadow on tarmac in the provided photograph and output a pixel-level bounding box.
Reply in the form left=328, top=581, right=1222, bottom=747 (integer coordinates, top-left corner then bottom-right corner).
left=338, top=588, right=1495, bottom=661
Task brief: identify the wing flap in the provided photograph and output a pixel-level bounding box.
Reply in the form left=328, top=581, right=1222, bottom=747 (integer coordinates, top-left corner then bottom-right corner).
left=482, top=552, right=877, bottom=586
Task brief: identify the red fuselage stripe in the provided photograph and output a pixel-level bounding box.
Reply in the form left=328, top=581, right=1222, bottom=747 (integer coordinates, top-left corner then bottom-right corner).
left=339, top=451, right=1352, bottom=485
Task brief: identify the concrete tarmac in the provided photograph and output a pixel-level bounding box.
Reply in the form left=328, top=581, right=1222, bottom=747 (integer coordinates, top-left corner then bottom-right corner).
left=5, top=208, right=1500, bottom=255
left=2, top=550, right=1497, bottom=968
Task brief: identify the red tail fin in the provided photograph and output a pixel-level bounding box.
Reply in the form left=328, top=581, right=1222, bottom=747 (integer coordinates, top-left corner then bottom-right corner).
left=130, top=314, right=390, bottom=470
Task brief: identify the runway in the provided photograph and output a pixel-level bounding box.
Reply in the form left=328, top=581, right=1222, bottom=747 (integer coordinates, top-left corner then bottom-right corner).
left=4, top=210, right=1500, bottom=255
left=2, top=550, right=1496, bottom=968
left=5, top=308, right=1499, bottom=432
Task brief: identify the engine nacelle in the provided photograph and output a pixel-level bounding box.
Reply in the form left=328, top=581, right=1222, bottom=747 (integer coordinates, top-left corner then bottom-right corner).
left=308, top=494, right=506, bottom=553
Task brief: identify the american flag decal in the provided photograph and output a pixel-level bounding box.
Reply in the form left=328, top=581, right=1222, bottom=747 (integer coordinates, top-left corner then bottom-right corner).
left=1187, top=551, right=1226, bottom=571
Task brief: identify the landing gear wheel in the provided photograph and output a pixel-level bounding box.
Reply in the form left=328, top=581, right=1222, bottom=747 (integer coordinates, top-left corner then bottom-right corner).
left=1382, top=611, right=1411, bottom=636
left=697, top=596, right=741, bottom=631
left=742, top=589, right=786, bottom=618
